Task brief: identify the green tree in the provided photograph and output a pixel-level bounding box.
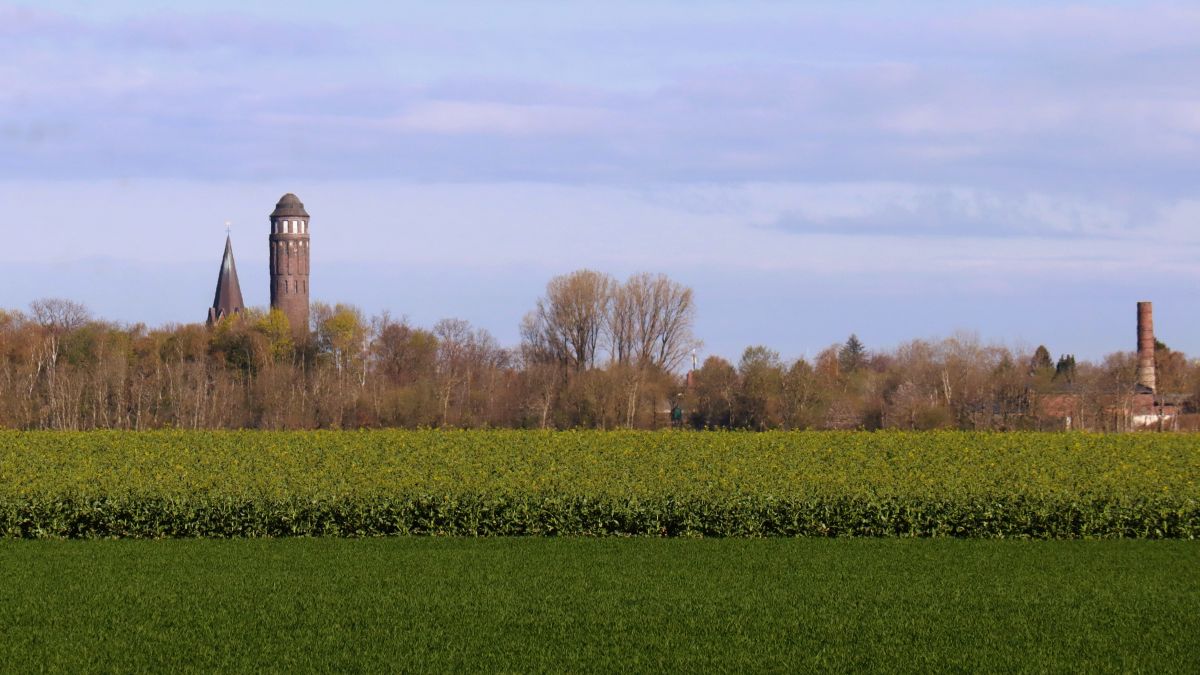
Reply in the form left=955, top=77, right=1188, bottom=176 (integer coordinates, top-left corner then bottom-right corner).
left=255, top=309, right=294, bottom=364
left=1053, top=354, right=1076, bottom=383
left=1029, top=345, right=1053, bottom=374
left=209, top=312, right=259, bottom=374
left=838, top=334, right=867, bottom=374
left=315, top=303, right=367, bottom=379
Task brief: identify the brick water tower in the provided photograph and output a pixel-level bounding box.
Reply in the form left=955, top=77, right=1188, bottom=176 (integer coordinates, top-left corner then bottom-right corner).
left=268, top=193, right=310, bottom=335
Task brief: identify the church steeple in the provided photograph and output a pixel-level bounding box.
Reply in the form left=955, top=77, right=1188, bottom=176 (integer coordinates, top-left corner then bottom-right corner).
left=207, top=235, right=245, bottom=325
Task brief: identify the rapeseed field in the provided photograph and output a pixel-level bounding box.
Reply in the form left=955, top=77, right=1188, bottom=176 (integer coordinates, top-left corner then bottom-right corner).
left=1, top=430, right=1196, bottom=538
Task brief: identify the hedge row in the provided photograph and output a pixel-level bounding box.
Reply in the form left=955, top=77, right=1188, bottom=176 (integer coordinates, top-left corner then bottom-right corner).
left=2, top=494, right=1196, bottom=538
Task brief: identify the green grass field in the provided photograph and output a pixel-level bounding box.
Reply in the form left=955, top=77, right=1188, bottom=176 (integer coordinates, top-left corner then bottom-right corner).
left=1, top=539, right=1196, bottom=672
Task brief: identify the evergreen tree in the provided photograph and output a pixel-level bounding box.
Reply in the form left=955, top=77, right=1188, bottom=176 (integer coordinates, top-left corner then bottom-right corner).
left=1053, top=354, right=1076, bottom=383
left=1029, top=345, right=1053, bottom=374
left=838, top=334, right=867, bottom=374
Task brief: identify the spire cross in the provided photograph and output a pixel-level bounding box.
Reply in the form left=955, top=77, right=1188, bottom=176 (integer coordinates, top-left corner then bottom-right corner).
left=225, top=220, right=232, bottom=236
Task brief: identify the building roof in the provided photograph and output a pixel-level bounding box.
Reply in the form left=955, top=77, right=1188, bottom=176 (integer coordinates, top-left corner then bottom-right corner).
left=1036, top=393, right=1081, bottom=419
left=270, top=192, right=309, bottom=218
left=209, top=235, right=245, bottom=323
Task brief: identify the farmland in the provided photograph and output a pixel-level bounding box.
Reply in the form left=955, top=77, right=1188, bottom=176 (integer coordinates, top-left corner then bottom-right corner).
left=2, top=431, right=1198, bottom=671
left=1, top=538, right=1197, bottom=672
left=1, top=430, right=1197, bottom=538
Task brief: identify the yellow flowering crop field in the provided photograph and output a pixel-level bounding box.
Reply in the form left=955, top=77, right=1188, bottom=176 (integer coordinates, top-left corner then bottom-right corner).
left=0, top=430, right=1196, bottom=538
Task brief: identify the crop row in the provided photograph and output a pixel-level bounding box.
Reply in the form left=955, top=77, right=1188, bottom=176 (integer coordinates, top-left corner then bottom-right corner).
left=0, top=430, right=1197, bottom=538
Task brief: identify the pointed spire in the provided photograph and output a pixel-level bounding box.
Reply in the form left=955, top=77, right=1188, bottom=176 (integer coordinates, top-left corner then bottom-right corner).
left=207, top=235, right=245, bottom=325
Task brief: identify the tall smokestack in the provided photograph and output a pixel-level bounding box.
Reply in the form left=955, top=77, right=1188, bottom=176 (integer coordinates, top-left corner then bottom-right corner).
left=1136, top=301, right=1156, bottom=393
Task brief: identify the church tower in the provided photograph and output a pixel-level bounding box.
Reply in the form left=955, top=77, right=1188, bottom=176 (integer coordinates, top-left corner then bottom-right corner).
left=269, top=193, right=310, bottom=335
left=207, top=235, right=244, bottom=325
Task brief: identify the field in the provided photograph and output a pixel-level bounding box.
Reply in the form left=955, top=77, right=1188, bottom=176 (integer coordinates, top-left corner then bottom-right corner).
left=2, top=538, right=1197, bottom=672
left=2, top=432, right=1197, bottom=671
left=1, top=430, right=1198, bottom=538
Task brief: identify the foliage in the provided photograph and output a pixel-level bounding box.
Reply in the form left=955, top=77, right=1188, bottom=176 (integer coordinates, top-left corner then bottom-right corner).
left=838, top=334, right=867, bottom=374
left=255, top=309, right=294, bottom=363
left=1055, top=354, right=1077, bottom=382
left=1030, top=345, right=1054, bottom=373
left=1, top=293, right=1196, bottom=431
left=0, top=430, right=1196, bottom=538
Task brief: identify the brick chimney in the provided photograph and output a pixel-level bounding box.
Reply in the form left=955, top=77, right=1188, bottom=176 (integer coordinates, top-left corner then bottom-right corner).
left=1136, top=301, right=1156, bottom=393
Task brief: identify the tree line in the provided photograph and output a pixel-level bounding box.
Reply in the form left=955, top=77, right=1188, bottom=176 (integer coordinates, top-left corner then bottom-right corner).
left=0, top=271, right=1195, bottom=430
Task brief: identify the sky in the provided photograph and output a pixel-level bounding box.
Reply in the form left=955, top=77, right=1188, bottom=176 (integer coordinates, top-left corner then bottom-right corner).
left=2, top=1, right=1199, bottom=362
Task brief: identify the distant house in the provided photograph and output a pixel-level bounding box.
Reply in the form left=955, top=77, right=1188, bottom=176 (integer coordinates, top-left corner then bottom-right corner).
left=1129, top=393, right=1190, bottom=430
left=1035, top=393, right=1082, bottom=430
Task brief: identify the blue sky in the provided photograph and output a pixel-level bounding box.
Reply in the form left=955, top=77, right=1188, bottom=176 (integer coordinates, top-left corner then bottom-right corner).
left=2, top=1, right=1199, bottom=361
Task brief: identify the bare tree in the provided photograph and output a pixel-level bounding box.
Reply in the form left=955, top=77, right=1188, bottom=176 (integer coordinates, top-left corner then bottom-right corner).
left=737, top=346, right=784, bottom=430
left=433, top=318, right=505, bottom=427
left=609, top=273, right=698, bottom=372
left=29, top=298, right=90, bottom=428
left=370, top=314, right=437, bottom=387
left=524, top=270, right=614, bottom=372
left=691, top=356, right=738, bottom=428
left=782, top=358, right=824, bottom=429
left=605, top=274, right=699, bottom=426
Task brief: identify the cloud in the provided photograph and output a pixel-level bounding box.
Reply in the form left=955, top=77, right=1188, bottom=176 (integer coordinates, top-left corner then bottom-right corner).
left=389, top=101, right=618, bottom=136
left=0, top=4, right=347, bottom=55
left=0, top=5, right=81, bottom=39
left=763, top=188, right=1141, bottom=241
left=5, top=1, right=1200, bottom=362
left=1, top=1, right=1198, bottom=198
